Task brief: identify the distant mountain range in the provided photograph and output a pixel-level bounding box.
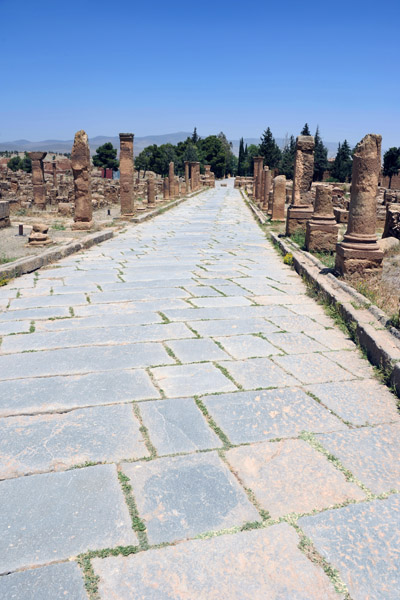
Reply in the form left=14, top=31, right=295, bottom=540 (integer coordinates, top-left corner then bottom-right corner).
left=0, top=132, right=340, bottom=157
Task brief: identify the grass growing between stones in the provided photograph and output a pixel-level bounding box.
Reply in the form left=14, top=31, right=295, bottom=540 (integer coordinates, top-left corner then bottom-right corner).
left=132, top=403, right=158, bottom=459
left=117, top=470, right=148, bottom=547
left=214, top=363, right=243, bottom=390
left=194, top=396, right=232, bottom=449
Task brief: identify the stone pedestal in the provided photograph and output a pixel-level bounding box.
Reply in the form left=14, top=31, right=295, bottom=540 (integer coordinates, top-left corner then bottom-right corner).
left=71, top=130, right=93, bottom=230
left=163, top=177, right=170, bottom=201
left=253, top=157, right=264, bottom=204
left=0, top=201, right=11, bottom=228
left=28, top=152, right=47, bottom=209
left=184, top=161, right=190, bottom=193
left=28, top=223, right=52, bottom=246
left=52, top=161, right=57, bottom=190
left=305, top=185, right=338, bottom=252
left=285, top=136, right=315, bottom=234
left=262, top=167, right=271, bottom=212
left=119, top=133, right=135, bottom=216
left=168, top=162, right=175, bottom=198
left=271, top=176, right=286, bottom=221
left=147, top=177, right=156, bottom=207
left=335, top=134, right=383, bottom=275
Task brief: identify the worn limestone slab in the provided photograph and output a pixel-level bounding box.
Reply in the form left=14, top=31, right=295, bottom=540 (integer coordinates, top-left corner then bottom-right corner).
left=0, top=342, right=173, bottom=380
left=0, top=404, right=149, bottom=478
left=93, top=523, right=339, bottom=599
left=299, top=495, right=400, bottom=600
left=189, top=318, right=278, bottom=337
left=0, top=464, right=137, bottom=573
left=272, top=353, right=355, bottom=384
left=36, top=309, right=163, bottom=332
left=267, top=314, right=323, bottom=332
left=0, top=320, right=31, bottom=336
left=8, top=293, right=87, bottom=311
left=321, top=349, right=375, bottom=378
left=0, top=562, right=87, bottom=599
left=307, top=379, right=399, bottom=426
left=190, top=296, right=253, bottom=308
left=307, top=327, right=355, bottom=350
left=216, top=334, right=282, bottom=359
left=203, top=388, right=346, bottom=444
left=122, top=452, right=259, bottom=544
left=0, top=306, right=71, bottom=322
left=150, top=362, right=236, bottom=397
left=318, top=423, right=400, bottom=493
left=165, top=338, right=230, bottom=363
left=219, top=357, right=298, bottom=389
left=226, top=439, right=364, bottom=519
left=266, top=331, right=327, bottom=354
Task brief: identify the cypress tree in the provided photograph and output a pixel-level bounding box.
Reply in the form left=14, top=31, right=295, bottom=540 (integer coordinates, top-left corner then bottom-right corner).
left=237, top=137, right=245, bottom=176
left=259, top=127, right=281, bottom=169
left=331, top=140, right=353, bottom=182
left=301, top=123, right=311, bottom=135
left=279, top=135, right=296, bottom=179
left=313, top=126, right=328, bottom=181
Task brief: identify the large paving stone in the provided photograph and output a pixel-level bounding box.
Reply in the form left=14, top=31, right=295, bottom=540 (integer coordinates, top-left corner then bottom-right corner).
left=299, top=495, right=400, bottom=600
left=226, top=439, right=364, bottom=518
left=219, top=357, right=298, bottom=388
left=0, top=342, right=173, bottom=380
left=307, top=379, right=399, bottom=426
left=318, top=423, right=400, bottom=493
left=267, top=314, right=322, bottom=332
left=165, top=337, right=230, bottom=362
left=0, top=404, right=149, bottom=478
left=203, top=388, right=346, bottom=444
left=190, top=296, right=253, bottom=308
left=0, top=320, right=31, bottom=336
left=0, top=306, right=71, bottom=322
left=307, top=328, right=355, bottom=350
left=140, top=397, right=222, bottom=454
left=0, top=562, right=87, bottom=599
left=266, top=331, right=327, bottom=354
left=189, top=318, right=278, bottom=337
left=321, top=349, right=375, bottom=378
left=273, top=353, right=355, bottom=384
left=122, top=452, right=259, bottom=544
left=0, top=464, right=137, bottom=572
left=93, top=523, right=339, bottom=599
left=8, top=293, right=87, bottom=310
left=35, top=310, right=162, bottom=331
left=216, top=334, right=282, bottom=359
left=150, top=362, right=236, bottom=397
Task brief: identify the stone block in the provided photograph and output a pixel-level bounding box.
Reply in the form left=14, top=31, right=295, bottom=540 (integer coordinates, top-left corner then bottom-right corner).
left=0, top=563, right=87, bottom=600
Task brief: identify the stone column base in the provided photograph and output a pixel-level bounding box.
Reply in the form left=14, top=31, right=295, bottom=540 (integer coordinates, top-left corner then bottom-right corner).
left=72, top=221, right=93, bottom=231
left=305, top=221, right=338, bottom=252
left=285, top=205, right=313, bottom=235
left=335, top=243, right=383, bottom=275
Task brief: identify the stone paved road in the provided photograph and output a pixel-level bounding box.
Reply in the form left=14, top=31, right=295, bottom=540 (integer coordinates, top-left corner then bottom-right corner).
left=0, top=181, right=399, bottom=599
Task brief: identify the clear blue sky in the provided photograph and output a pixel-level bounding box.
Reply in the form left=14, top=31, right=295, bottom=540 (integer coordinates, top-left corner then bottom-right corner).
left=1, top=0, right=399, bottom=147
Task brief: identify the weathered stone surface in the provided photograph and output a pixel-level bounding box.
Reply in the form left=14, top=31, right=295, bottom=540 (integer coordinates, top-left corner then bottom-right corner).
left=165, top=337, right=230, bottom=362
left=273, top=353, right=354, bottom=384
left=71, top=130, right=92, bottom=228
left=203, top=388, right=345, bottom=444
left=28, top=151, right=47, bottom=209
left=28, top=222, right=52, bottom=246
left=271, top=175, right=286, bottom=220
left=336, top=134, right=383, bottom=274
left=305, top=185, right=338, bottom=252
left=0, top=200, right=10, bottom=228
left=122, top=452, right=259, bottom=544
left=93, top=524, right=339, bottom=599
left=216, top=333, right=282, bottom=359
left=226, top=439, right=364, bottom=518
left=318, top=423, right=400, bottom=493
left=382, top=203, right=400, bottom=239
left=119, top=133, right=134, bottom=215
left=286, top=136, right=315, bottom=234
left=150, top=363, right=236, bottom=397
left=140, top=397, right=222, bottom=454
left=299, top=495, right=400, bottom=600
left=219, top=357, right=297, bottom=388
left=0, top=464, right=136, bottom=572
left=0, top=563, right=87, bottom=600
left=168, top=162, right=175, bottom=198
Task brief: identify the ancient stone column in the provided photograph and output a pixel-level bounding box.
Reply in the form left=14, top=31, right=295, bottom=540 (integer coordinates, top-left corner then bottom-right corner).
left=271, top=175, right=286, bottom=221
left=305, top=185, right=338, bottom=252
left=184, top=161, right=190, bottom=193
left=262, top=167, right=271, bottom=212
left=285, top=136, right=315, bottom=234
left=119, top=133, right=135, bottom=216
left=175, top=178, right=180, bottom=198
left=163, top=177, right=170, bottom=201
left=52, top=160, right=57, bottom=190
left=147, top=176, right=156, bottom=208
left=168, top=162, right=175, bottom=198
left=335, top=134, right=383, bottom=274
left=71, top=130, right=92, bottom=229
left=253, top=156, right=264, bottom=204
left=0, top=201, right=11, bottom=228
left=28, top=152, right=47, bottom=209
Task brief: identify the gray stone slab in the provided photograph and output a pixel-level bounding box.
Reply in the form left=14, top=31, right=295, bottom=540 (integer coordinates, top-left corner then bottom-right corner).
left=318, top=423, right=400, bottom=493
left=183, top=284, right=222, bottom=297
left=219, top=357, right=298, bottom=388
left=122, top=452, right=259, bottom=544
left=190, top=296, right=252, bottom=308
left=0, top=306, right=71, bottom=322
left=226, top=439, right=364, bottom=519
left=0, top=562, right=88, bottom=600
left=164, top=305, right=288, bottom=322
left=203, top=388, right=346, bottom=444
left=307, top=379, right=399, bottom=426
left=165, top=338, right=230, bottom=363
left=0, top=464, right=137, bottom=573
left=299, top=495, right=400, bottom=600
left=307, top=328, right=355, bottom=350
left=93, top=523, right=339, bottom=599
left=74, top=297, right=189, bottom=316
left=0, top=404, right=149, bottom=478
left=188, top=318, right=279, bottom=337
left=0, top=320, right=31, bottom=335
left=36, top=310, right=162, bottom=331
left=140, top=397, right=222, bottom=454
left=89, top=287, right=190, bottom=304
left=273, top=353, right=355, bottom=384
left=216, top=334, right=283, bottom=359
left=8, top=293, right=87, bottom=310
left=266, top=332, right=327, bottom=354
left=322, top=349, right=375, bottom=378
left=0, top=342, right=173, bottom=380
left=268, top=314, right=323, bottom=332
left=1, top=322, right=194, bottom=353
left=150, top=362, right=236, bottom=397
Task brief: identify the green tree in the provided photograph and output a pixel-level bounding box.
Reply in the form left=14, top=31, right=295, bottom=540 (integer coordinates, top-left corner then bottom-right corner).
left=237, top=137, right=245, bottom=176
left=301, top=123, right=311, bottom=135
left=313, top=126, right=328, bottom=181
left=197, top=136, right=226, bottom=178
left=279, top=135, right=296, bottom=179
left=92, top=142, right=119, bottom=176
left=331, top=140, right=353, bottom=182
left=244, top=144, right=260, bottom=176
left=7, top=156, right=22, bottom=171
left=259, top=127, right=281, bottom=169
left=191, top=127, right=199, bottom=144
left=383, top=147, right=400, bottom=189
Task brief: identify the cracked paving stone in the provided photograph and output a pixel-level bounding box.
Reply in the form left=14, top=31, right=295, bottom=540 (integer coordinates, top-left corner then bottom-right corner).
left=92, top=523, right=339, bottom=599
left=226, top=439, right=364, bottom=519
left=150, top=362, right=236, bottom=397
left=266, top=331, right=327, bottom=354
left=0, top=404, right=149, bottom=478
left=121, top=452, right=259, bottom=544
left=0, top=562, right=87, bottom=600
left=140, top=397, right=222, bottom=454
left=218, top=357, right=298, bottom=388
left=299, top=495, right=400, bottom=600
left=203, top=388, right=346, bottom=444
left=318, top=423, right=400, bottom=494
left=0, top=464, right=137, bottom=573
left=165, top=337, right=230, bottom=363
left=272, top=353, right=355, bottom=384
left=321, top=349, right=375, bottom=378
left=215, top=334, right=282, bottom=359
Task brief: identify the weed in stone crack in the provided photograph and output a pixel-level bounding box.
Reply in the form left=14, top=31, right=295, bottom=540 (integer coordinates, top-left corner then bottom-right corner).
left=214, top=362, right=243, bottom=390
left=304, top=390, right=353, bottom=428
left=71, top=460, right=99, bottom=469
left=132, top=403, right=157, bottom=458
left=77, top=553, right=100, bottom=600
left=194, top=396, right=232, bottom=449
left=96, top=284, right=103, bottom=292
left=158, top=311, right=171, bottom=324
left=69, top=307, right=75, bottom=317
left=16, top=290, right=21, bottom=298
left=117, top=470, right=148, bottom=548
left=185, top=323, right=201, bottom=338
left=29, top=321, right=35, bottom=334
left=85, top=294, right=91, bottom=304
left=163, top=344, right=181, bottom=364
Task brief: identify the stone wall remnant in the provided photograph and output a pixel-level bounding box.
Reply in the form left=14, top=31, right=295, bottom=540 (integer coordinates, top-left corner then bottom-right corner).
left=0, top=201, right=10, bottom=228
left=71, top=130, right=93, bottom=230
left=305, top=185, right=338, bottom=252
left=271, top=176, right=286, bottom=221
left=119, top=133, right=135, bottom=216
left=28, top=152, right=47, bottom=209
left=285, top=136, right=315, bottom=234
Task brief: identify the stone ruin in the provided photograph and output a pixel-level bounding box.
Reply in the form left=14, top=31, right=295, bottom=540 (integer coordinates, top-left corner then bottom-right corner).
left=285, top=136, right=315, bottom=235
left=305, top=185, right=338, bottom=252
left=0, top=201, right=10, bottom=229
left=28, top=152, right=47, bottom=210
left=119, top=133, right=135, bottom=216
left=28, top=223, right=52, bottom=246
left=71, top=130, right=93, bottom=230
